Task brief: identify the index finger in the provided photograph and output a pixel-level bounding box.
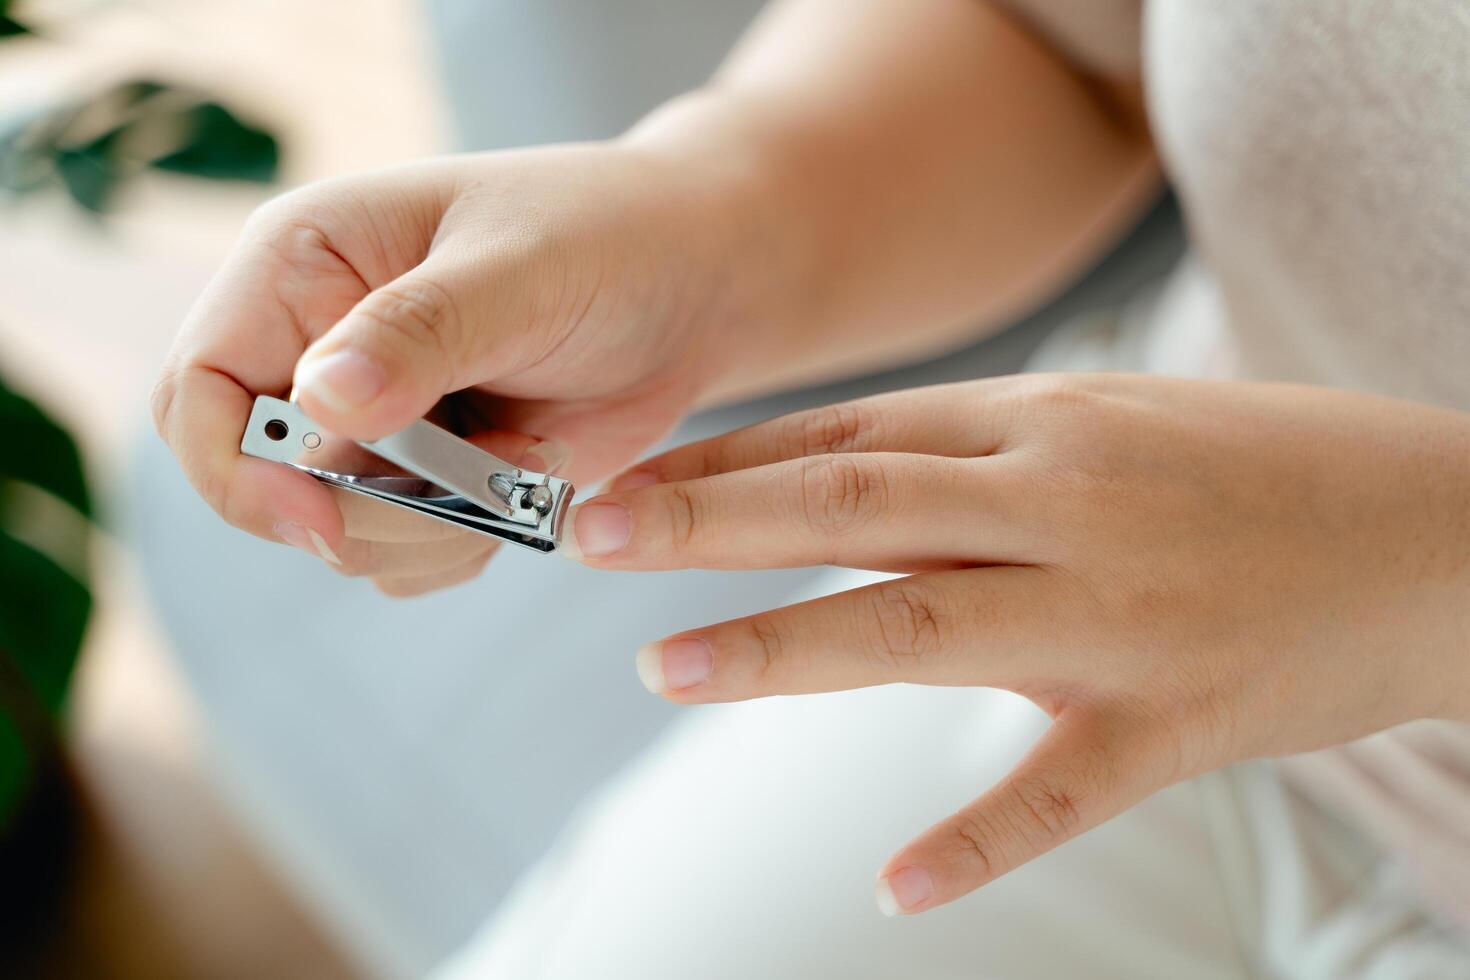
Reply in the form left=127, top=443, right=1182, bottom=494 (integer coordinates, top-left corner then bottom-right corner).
left=153, top=361, right=343, bottom=545
left=152, top=210, right=371, bottom=548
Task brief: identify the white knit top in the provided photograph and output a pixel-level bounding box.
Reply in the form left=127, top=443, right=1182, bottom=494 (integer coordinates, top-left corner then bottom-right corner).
left=1003, top=0, right=1470, bottom=929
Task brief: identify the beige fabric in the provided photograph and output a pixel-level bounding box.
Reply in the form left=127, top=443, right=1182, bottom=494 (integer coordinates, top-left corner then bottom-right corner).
left=1015, top=0, right=1470, bottom=934
left=1145, top=0, right=1470, bottom=409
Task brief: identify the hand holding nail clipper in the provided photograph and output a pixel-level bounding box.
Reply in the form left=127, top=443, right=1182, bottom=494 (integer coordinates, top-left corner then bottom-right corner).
left=153, top=146, right=731, bottom=594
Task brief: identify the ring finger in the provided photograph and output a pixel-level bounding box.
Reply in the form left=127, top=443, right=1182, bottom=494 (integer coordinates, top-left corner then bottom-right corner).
left=563, top=453, right=1037, bottom=572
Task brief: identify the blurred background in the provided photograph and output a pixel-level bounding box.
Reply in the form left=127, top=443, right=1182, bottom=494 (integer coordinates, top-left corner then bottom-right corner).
left=0, top=1, right=1179, bottom=977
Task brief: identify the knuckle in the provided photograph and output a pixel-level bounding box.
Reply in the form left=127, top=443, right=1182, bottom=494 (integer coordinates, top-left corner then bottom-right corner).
left=242, top=194, right=294, bottom=237
left=247, top=182, right=344, bottom=229
left=244, top=193, right=332, bottom=251
left=798, top=454, right=887, bottom=534
left=359, top=277, right=461, bottom=361
left=664, top=484, right=702, bottom=550
left=788, top=401, right=876, bottom=459
left=943, top=775, right=1086, bottom=885
left=861, top=580, right=945, bottom=668
left=1007, top=771, right=1085, bottom=842
left=696, top=437, right=730, bottom=479
left=950, top=813, right=1000, bottom=881
left=745, top=615, right=788, bottom=682
left=1020, top=374, right=1105, bottom=417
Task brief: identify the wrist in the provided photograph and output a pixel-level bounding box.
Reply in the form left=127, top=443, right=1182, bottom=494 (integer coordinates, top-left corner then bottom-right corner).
left=621, top=90, right=817, bottom=404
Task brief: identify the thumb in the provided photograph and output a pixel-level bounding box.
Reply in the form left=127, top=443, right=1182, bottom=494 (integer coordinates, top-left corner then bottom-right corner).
left=873, top=715, right=1168, bottom=916
left=293, top=263, right=479, bottom=439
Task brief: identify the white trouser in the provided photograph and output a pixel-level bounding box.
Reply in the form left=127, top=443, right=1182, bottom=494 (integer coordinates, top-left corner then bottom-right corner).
left=433, top=613, right=1470, bottom=978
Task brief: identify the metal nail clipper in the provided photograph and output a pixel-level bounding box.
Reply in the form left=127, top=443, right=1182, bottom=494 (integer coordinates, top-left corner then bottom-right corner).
left=240, top=395, right=574, bottom=553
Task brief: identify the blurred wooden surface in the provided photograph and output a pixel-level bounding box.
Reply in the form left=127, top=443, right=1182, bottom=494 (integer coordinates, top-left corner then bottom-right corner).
left=0, top=1, right=447, bottom=975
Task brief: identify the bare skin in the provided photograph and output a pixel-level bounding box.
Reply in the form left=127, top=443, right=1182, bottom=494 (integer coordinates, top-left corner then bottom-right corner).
left=153, top=0, right=1470, bottom=914
left=562, top=373, right=1470, bottom=912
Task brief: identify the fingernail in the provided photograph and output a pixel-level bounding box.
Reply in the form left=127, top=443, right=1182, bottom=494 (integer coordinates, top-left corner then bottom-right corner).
left=295, top=350, right=385, bottom=414
left=559, top=502, right=630, bottom=560
left=875, top=867, right=933, bottom=917
left=635, top=638, right=712, bottom=694
left=610, top=469, right=661, bottom=491
left=274, top=522, right=342, bottom=565
left=522, top=438, right=572, bottom=475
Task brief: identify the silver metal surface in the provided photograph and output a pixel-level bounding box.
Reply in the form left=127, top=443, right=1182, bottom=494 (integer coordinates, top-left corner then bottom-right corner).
left=240, top=396, right=573, bottom=553
left=366, top=416, right=520, bottom=518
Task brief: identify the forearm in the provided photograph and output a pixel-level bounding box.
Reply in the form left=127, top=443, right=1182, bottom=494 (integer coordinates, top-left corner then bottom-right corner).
left=625, top=0, right=1160, bottom=400
left=1426, top=411, right=1470, bottom=723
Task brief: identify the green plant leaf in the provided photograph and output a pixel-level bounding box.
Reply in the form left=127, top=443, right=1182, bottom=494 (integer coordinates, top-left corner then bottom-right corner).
left=0, top=0, right=28, bottom=37
left=0, top=533, right=88, bottom=716
left=0, top=78, right=280, bottom=214
left=0, top=379, right=91, bottom=831
left=0, top=709, right=26, bottom=831
left=51, top=117, right=131, bottom=213
left=150, top=102, right=278, bottom=183
left=0, top=379, right=90, bottom=519
left=55, top=146, right=117, bottom=213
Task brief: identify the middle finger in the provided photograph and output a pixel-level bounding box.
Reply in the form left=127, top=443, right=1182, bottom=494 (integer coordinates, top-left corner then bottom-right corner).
left=609, top=381, right=1020, bottom=489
